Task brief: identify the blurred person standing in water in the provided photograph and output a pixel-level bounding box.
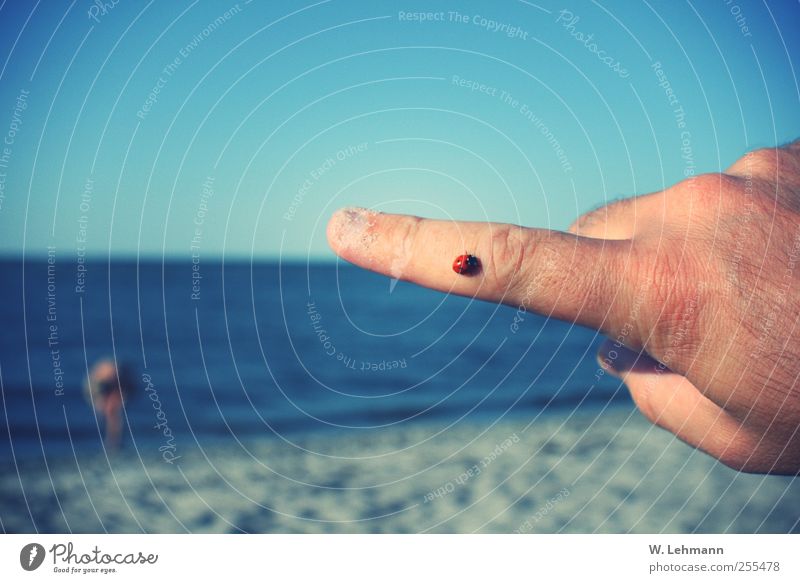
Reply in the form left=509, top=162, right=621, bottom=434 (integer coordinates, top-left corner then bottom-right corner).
left=84, top=359, right=135, bottom=449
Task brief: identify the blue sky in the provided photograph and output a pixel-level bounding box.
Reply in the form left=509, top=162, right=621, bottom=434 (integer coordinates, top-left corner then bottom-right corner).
left=0, top=0, right=798, bottom=259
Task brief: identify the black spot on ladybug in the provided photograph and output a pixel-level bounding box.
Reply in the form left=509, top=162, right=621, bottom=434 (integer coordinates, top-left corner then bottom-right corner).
left=453, top=253, right=480, bottom=275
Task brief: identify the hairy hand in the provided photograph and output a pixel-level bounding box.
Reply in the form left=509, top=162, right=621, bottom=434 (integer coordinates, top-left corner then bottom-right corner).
left=327, top=141, right=800, bottom=475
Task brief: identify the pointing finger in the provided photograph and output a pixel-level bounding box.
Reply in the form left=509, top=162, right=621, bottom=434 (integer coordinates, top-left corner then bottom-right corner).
left=327, top=207, right=641, bottom=338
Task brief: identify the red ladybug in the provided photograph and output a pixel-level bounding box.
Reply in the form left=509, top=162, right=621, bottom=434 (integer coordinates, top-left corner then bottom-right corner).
left=452, top=253, right=479, bottom=275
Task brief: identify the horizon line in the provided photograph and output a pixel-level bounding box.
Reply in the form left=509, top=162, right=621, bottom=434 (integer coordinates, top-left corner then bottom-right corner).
left=0, top=253, right=340, bottom=263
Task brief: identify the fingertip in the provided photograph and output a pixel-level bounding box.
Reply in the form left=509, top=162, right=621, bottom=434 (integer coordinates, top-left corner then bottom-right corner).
left=326, top=207, right=380, bottom=259
left=325, top=208, right=347, bottom=254
left=596, top=338, right=648, bottom=377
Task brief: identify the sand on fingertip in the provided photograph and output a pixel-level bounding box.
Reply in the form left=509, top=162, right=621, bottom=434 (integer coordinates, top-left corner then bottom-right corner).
left=2, top=407, right=799, bottom=533
left=326, top=207, right=380, bottom=258
left=326, top=207, right=413, bottom=282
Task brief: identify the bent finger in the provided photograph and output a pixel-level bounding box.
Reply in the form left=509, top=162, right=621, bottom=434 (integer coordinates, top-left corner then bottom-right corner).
left=598, top=340, right=778, bottom=473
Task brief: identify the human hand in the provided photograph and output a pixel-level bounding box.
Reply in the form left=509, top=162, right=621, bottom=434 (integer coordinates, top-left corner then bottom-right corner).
left=326, top=141, right=800, bottom=475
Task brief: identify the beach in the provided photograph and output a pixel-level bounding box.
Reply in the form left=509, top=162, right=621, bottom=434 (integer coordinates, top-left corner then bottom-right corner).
left=3, top=407, right=798, bottom=533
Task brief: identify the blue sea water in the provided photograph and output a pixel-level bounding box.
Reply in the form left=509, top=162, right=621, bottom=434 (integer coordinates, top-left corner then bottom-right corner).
left=0, top=259, right=623, bottom=459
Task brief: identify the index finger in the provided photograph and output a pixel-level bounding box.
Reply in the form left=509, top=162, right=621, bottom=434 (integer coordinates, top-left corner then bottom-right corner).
left=327, top=207, right=640, bottom=338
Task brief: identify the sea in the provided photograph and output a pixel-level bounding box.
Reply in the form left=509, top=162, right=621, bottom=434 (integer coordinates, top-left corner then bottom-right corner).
left=0, top=258, right=625, bottom=459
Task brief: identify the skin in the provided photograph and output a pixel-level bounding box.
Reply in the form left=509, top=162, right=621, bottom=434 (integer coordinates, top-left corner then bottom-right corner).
left=327, top=141, right=800, bottom=475
left=101, top=390, right=124, bottom=449
left=87, top=360, right=128, bottom=450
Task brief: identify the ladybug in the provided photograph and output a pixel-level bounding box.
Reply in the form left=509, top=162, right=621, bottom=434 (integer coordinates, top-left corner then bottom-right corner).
left=452, top=253, right=480, bottom=275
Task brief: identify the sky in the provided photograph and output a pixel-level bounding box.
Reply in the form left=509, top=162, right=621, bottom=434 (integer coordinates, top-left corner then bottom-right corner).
left=0, top=0, right=798, bottom=260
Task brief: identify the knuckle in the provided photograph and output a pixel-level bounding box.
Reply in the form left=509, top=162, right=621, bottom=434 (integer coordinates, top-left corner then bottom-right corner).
left=568, top=197, right=636, bottom=238
left=673, top=173, right=741, bottom=210
left=677, top=172, right=722, bottom=193
left=638, top=247, right=707, bottom=362
left=485, top=224, right=528, bottom=295
left=726, top=144, right=800, bottom=196
left=727, top=147, right=778, bottom=178
left=569, top=206, right=609, bottom=237
left=566, top=216, right=582, bottom=235
left=747, top=147, right=780, bottom=175
left=569, top=205, right=607, bottom=235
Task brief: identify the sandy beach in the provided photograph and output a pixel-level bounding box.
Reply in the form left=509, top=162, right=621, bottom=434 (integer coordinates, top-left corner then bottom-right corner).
left=2, top=406, right=798, bottom=533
